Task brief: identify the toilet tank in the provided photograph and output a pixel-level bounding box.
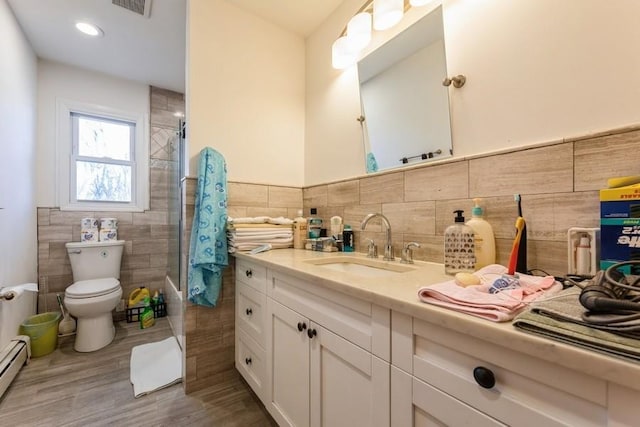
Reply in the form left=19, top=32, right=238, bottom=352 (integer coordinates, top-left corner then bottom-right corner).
left=66, top=240, right=125, bottom=282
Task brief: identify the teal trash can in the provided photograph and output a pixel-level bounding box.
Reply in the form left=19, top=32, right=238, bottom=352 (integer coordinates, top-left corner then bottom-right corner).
left=19, top=312, right=61, bottom=357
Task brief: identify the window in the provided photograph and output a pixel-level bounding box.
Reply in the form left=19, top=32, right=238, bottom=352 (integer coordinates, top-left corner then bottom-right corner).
left=57, top=99, right=148, bottom=211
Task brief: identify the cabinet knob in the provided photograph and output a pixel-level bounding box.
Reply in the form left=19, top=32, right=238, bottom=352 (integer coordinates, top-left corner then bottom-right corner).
left=307, top=328, right=317, bottom=339
left=245, top=308, right=253, bottom=316
left=245, top=269, right=253, bottom=278
left=473, top=366, right=496, bottom=389
left=245, top=357, right=252, bottom=365
left=297, top=322, right=307, bottom=332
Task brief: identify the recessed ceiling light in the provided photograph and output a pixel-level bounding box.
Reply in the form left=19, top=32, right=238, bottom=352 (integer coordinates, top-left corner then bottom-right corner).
left=75, top=22, right=104, bottom=37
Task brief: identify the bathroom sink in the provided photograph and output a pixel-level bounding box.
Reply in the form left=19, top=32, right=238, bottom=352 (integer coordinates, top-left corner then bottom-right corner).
left=304, top=256, right=416, bottom=277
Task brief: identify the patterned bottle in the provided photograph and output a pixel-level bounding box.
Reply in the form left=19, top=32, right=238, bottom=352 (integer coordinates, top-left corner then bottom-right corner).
left=444, top=210, right=476, bottom=274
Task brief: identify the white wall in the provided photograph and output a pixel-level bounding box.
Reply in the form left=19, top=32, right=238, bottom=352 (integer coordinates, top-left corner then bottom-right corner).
left=0, top=0, right=38, bottom=286
left=36, top=60, right=150, bottom=206
left=187, top=0, right=306, bottom=187
left=305, top=0, right=640, bottom=185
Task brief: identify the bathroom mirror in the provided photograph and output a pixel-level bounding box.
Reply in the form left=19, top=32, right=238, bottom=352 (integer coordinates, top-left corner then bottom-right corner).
left=357, top=6, right=452, bottom=172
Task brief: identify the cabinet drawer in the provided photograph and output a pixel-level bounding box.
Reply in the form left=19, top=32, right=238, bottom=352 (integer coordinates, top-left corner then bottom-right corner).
left=268, top=270, right=390, bottom=359
left=236, top=327, right=266, bottom=401
left=236, top=259, right=267, bottom=293
left=411, top=318, right=607, bottom=427
left=413, top=376, right=504, bottom=427
left=236, top=281, right=267, bottom=347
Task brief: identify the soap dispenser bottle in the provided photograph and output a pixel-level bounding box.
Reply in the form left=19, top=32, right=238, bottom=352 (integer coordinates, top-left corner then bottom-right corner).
left=293, top=210, right=308, bottom=249
left=444, top=210, right=475, bottom=274
left=465, top=198, right=496, bottom=269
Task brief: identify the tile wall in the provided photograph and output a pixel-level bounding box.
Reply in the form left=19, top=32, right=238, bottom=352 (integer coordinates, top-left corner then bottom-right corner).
left=303, top=126, right=640, bottom=277
left=181, top=180, right=302, bottom=393
left=36, top=87, right=184, bottom=317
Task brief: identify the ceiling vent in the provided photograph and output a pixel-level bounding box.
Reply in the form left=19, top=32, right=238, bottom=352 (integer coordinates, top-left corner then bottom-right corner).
left=112, top=0, right=152, bottom=18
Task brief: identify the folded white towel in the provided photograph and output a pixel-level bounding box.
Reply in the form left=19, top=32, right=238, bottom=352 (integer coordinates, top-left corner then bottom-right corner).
left=230, top=233, right=293, bottom=242
left=228, top=216, right=270, bottom=224
left=229, top=241, right=293, bottom=253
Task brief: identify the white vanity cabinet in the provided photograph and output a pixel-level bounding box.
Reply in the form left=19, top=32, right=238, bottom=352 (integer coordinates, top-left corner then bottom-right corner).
left=391, top=311, right=608, bottom=426
left=265, top=268, right=391, bottom=427
left=235, top=259, right=269, bottom=401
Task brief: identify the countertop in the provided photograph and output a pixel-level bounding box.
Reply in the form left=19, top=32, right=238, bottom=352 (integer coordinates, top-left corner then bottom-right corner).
left=233, top=249, right=640, bottom=391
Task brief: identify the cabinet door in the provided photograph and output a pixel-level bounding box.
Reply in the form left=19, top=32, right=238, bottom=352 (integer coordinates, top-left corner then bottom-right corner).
left=267, top=299, right=310, bottom=427
left=309, top=323, right=390, bottom=427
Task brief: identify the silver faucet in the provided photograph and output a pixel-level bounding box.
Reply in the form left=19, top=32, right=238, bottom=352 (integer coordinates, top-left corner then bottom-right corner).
left=401, top=242, right=421, bottom=264
left=365, top=238, right=378, bottom=258
left=361, top=213, right=394, bottom=261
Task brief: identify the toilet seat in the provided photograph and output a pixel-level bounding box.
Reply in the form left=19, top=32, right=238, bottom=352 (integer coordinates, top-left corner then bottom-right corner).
left=66, top=278, right=120, bottom=299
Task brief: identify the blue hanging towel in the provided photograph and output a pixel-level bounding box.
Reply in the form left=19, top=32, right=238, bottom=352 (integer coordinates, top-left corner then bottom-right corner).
left=187, top=147, right=228, bottom=307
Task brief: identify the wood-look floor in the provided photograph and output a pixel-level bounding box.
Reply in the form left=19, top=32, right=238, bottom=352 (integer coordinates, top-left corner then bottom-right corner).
left=0, top=318, right=277, bottom=427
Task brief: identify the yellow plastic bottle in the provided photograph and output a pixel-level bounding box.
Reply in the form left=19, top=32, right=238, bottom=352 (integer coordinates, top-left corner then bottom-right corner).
left=466, top=199, right=496, bottom=269
left=128, top=286, right=150, bottom=308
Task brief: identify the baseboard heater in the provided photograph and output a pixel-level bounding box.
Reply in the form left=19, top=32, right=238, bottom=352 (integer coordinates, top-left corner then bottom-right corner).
left=0, top=337, right=30, bottom=399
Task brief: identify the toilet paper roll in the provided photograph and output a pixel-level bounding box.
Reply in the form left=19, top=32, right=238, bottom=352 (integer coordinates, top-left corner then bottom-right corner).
left=100, top=218, right=118, bottom=229
left=0, top=283, right=38, bottom=300
left=81, top=218, right=98, bottom=229
left=99, top=228, right=118, bottom=242
left=81, top=229, right=99, bottom=242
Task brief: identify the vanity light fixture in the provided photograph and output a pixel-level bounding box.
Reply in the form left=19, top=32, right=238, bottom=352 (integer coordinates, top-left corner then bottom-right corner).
left=332, top=0, right=431, bottom=69
left=75, top=22, right=104, bottom=37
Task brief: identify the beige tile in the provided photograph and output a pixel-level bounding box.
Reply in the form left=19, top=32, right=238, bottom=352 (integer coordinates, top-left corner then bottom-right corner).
left=405, top=161, right=468, bottom=202
left=38, top=225, right=73, bottom=242
left=360, top=172, right=404, bottom=205
left=246, top=207, right=289, bottom=218
left=49, top=241, right=68, bottom=259
left=227, top=206, right=248, bottom=219
left=150, top=224, right=175, bottom=239
left=121, top=253, right=151, bottom=270
left=49, top=210, right=96, bottom=226
left=228, top=182, right=268, bottom=207
left=574, top=129, right=640, bottom=191
left=268, top=186, right=302, bottom=209
left=344, top=204, right=382, bottom=230
left=527, top=240, right=568, bottom=277
left=328, top=181, right=359, bottom=206
left=303, top=185, right=328, bottom=208
left=37, top=208, right=50, bottom=226
left=97, top=211, right=134, bottom=224
left=133, top=210, right=168, bottom=225
left=402, top=234, right=444, bottom=264
left=434, top=199, right=475, bottom=235
left=118, top=224, right=151, bottom=240
left=133, top=239, right=169, bottom=255
left=469, top=144, right=573, bottom=197
left=383, top=201, right=436, bottom=235
left=38, top=242, right=49, bottom=262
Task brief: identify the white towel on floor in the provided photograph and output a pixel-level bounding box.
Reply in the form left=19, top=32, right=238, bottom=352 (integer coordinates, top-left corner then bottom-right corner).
left=130, top=337, right=182, bottom=398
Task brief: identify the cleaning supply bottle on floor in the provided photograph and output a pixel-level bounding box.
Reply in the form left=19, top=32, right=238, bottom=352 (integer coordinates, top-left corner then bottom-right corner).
left=444, top=210, right=475, bottom=274
left=139, top=295, right=155, bottom=329
left=465, top=198, right=496, bottom=269
left=293, top=210, right=308, bottom=249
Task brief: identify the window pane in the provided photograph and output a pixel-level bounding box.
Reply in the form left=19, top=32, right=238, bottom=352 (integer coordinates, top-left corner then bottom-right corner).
left=77, top=115, right=131, bottom=160
left=76, top=161, right=132, bottom=202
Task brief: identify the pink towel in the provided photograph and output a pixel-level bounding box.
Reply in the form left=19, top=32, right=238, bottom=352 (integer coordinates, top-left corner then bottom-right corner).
left=417, top=264, right=562, bottom=322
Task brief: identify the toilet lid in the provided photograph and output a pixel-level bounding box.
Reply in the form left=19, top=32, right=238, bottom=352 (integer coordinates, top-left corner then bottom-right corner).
left=66, top=278, right=120, bottom=298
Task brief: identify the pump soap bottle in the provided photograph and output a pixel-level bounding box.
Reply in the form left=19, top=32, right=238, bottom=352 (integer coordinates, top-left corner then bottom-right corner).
left=293, top=210, right=308, bottom=249
left=465, top=198, right=496, bottom=269
left=444, top=210, right=475, bottom=274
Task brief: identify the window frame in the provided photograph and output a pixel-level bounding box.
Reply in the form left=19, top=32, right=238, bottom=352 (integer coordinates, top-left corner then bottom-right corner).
left=56, top=98, right=149, bottom=212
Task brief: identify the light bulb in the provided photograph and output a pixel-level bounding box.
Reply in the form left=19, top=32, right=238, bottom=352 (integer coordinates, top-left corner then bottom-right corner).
left=75, top=22, right=104, bottom=37
left=373, top=0, right=404, bottom=31
left=332, top=36, right=359, bottom=70
left=346, top=12, right=372, bottom=51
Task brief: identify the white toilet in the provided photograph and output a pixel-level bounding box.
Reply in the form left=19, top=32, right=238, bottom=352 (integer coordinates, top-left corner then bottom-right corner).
left=65, top=240, right=124, bottom=352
